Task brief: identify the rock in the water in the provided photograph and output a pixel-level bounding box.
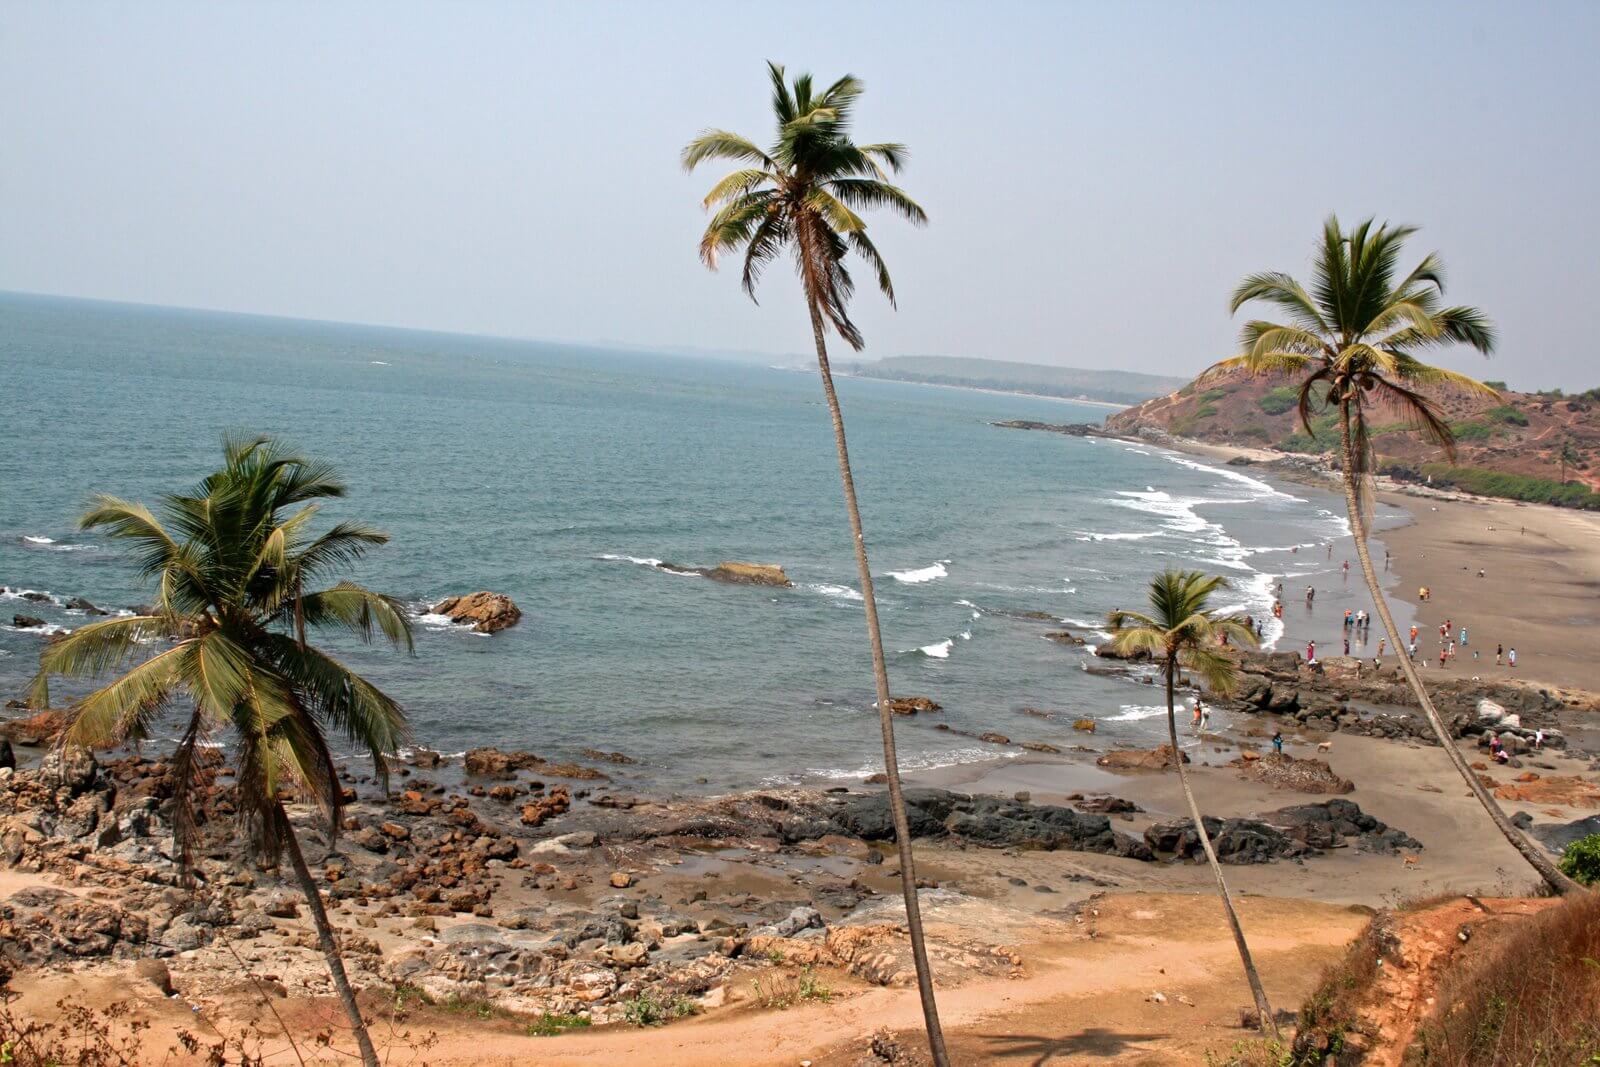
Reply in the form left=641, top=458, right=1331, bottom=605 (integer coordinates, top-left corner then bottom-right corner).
left=12, top=615, right=47, bottom=630
left=431, top=592, right=522, bottom=633
left=1096, top=745, right=1188, bottom=770
left=0, top=709, right=66, bottom=746
left=701, top=561, right=792, bottom=587
left=463, top=747, right=543, bottom=777
left=885, top=696, right=941, bottom=716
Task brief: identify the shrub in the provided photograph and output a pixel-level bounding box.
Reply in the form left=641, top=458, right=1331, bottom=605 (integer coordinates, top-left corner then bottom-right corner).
left=1196, top=404, right=1219, bottom=419
left=1483, top=380, right=1508, bottom=392
left=526, top=1012, right=591, bottom=1037
left=1445, top=420, right=1497, bottom=442
left=1200, top=387, right=1230, bottom=403
left=1258, top=386, right=1300, bottom=416
left=621, top=992, right=696, bottom=1027
left=1484, top=404, right=1529, bottom=426
left=1558, top=833, right=1600, bottom=885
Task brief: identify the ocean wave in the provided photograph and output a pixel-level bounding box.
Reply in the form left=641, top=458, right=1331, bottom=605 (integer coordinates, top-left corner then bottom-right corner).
left=1078, top=529, right=1162, bottom=542
left=808, top=582, right=863, bottom=603
left=767, top=745, right=1020, bottom=785
left=594, top=554, right=703, bottom=578
left=1105, top=704, right=1170, bottom=722
left=410, top=610, right=491, bottom=637
left=4, top=621, right=71, bottom=636
left=1159, top=452, right=1300, bottom=501
left=905, top=638, right=954, bottom=659
left=1, top=587, right=61, bottom=606
left=885, top=560, right=949, bottom=584
left=20, top=536, right=96, bottom=552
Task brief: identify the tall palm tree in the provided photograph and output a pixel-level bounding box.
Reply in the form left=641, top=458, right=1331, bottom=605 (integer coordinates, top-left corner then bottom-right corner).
left=1212, top=215, right=1580, bottom=895
left=29, top=437, right=412, bottom=1067
left=1107, top=571, right=1278, bottom=1037
left=683, top=63, right=948, bottom=1064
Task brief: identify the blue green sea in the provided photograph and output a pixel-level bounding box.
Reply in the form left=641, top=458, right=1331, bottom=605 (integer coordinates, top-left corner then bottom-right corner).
left=0, top=292, right=1396, bottom=790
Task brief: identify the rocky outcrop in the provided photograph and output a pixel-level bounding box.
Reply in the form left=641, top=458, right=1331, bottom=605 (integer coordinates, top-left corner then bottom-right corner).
left=462, top=748, right=608, bottom=781
left=830, top=788, right=1153, bottom=860
left=0, top=710, right=66, bottom=747
left=431, top=592, right=522, bottom=633
left=1233, top=753, right=1354, bottom=794
left=701, top=562, right=791, bottom=587
left=1145, top=799, right=1420, bottom=864
left=1096, top=745, right=1188, bottom=770
left=11, top=616, right=46, bottom=630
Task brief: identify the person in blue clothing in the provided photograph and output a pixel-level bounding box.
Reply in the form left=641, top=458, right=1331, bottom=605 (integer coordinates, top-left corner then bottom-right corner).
left=1271, top=731, right=1284, bottom=755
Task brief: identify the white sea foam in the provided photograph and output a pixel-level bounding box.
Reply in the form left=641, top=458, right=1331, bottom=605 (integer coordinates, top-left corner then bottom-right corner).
left=914, top=638, right=954, bottom=659
left=1, top=588, right=61, bottom=606
left=808, top=582, right=863, bottom=602
left=22, top=536, right=54, bottom=544
left=885, top=560, right=949, bottom=584
left=369, top=360, right=390, bottom=365
left=1106, top=704, right=1169, bottom=722
left=4, top=621, right=70, bottom=636
left=769, top=745, right=1019, bottom=785
left=596, top=553, right=664, bottom=568
left=1074, top=530, right=1161, bottom=542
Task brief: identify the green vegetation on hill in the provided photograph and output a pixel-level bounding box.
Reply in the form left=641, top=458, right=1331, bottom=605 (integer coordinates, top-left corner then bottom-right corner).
left=847, top=355, right=1188, bottom=405
left=1383, top=462, right=1600, bottom=510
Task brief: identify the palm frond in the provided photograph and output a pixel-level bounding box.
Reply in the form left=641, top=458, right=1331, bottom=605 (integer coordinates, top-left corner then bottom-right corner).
left=63, top=641, right=187, bottom=748
left=682, top=129, right=775, bottom=172
left=292, top=581, right=413, bottom=651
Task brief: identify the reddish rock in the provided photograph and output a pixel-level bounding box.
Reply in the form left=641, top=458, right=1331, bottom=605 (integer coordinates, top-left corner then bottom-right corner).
left=431, top=592, right=522, bottom=634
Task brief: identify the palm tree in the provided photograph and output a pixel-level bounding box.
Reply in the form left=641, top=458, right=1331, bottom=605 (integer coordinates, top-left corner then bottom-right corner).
left=1560, top=436, right=1579, bottom=484
left=683, top=63, right=948, bottom=1064
left=1107, top=571, right=1278, bottom=1037
left=29, top=437, right=412, bottom=1067
left=1212, top=215, right=1580, bottom=895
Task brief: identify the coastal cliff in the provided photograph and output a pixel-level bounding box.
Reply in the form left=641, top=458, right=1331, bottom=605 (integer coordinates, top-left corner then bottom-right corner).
left=1102, top=370, right=1600, bottom=508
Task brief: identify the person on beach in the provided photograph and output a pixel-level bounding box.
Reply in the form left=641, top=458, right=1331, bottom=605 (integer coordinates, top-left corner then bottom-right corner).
left=1327, top=543, right=1332, bottom=559
left=1192, top=697, right=1203, bottom=730
left=1272, top=731, right=1283, bottom=755
left=1496, top=643, right=1504, bottom=665
left=1535, top=729, right=1545, bottom=750
left=1200, top=704, right=1211, bottom=731
left=1460, top=626, right=1468, bottom=647
left=1343, top=636, right=1350, bottom=656
left=1306, top=640, right=1316, bottom=663
left=1378, top=637, right=1386, bottom=657
left=1343, top=609, right=1353, bottom=630
left=1410, top=624, right=1419, bottom=644
left=1509, top=647, right=1517, bottom=668
left=1342, top=560, right=1350, bottom=578
left=1306, top=586, right=1315, bottom=606
left=1407, top=640, right=1417, bottom=659
left=1384, top=549, right=1391, bottom=571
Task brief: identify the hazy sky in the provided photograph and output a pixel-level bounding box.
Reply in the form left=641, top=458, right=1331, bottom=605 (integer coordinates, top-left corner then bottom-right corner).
left=4, top=2, right=1597, bottom=388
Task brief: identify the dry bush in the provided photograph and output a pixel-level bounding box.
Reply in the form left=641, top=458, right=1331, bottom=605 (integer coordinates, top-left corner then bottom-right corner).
left=1290, top=913, right=1397, bottom=1064
left=1408, top=891, right=1600, bottom=1066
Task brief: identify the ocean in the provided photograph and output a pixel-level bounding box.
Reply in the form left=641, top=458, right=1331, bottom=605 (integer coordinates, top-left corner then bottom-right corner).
left=0, top=292, right=1394, bottom=791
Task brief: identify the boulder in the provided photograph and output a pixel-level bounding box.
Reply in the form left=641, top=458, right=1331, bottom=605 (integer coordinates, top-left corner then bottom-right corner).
left=701, top=561, right=792, bottom=587
left=12, top=616, right=47, bottom=630
left=1044, top=630, right=1086, bottom=646
left=1096, top=745, right=1188, bottom=770
left=431, top=592, right=522, bottom=634
left=63, top=597, right=107, bottom=616
left=0, top=739, right=13, bottom=769
left=885, top=697, right=941, bottom=716
left=463, top=747, right=542, bottom=777
left=1532, top=815, right=1600, bottom=854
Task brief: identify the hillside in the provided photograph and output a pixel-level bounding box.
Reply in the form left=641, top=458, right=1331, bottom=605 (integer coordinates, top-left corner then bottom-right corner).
left=844, top=355, right=1188, bottom=405
left=1104, top=371, right=1600, bottom=509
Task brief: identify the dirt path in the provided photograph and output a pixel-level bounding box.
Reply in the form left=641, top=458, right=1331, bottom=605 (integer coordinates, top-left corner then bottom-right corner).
left=15, top=892, right=1368, bottom=1066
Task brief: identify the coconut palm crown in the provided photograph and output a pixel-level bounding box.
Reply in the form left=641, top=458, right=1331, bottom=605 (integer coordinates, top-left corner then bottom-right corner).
left=683, top=60, right=927, bottom=350
left=30, top=436, right=412, bottom=871
left=1107, top=571, right=1258, bottom=690
left=1207, top=215, right=1498, bottom=510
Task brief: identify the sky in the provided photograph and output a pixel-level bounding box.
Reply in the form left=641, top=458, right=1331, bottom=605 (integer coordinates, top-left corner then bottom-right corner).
left=3, top=1, right=1597, bottom=389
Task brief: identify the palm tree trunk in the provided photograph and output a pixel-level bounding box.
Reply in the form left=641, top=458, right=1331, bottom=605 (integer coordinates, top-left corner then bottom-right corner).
left=281, top=810, right=381, bottom=1067
left=1336, top=405, right=1579, bottom=895
left=1164, top=659, right=1279, bottom=1037
left=797, top=248, right=949, bottom=1067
